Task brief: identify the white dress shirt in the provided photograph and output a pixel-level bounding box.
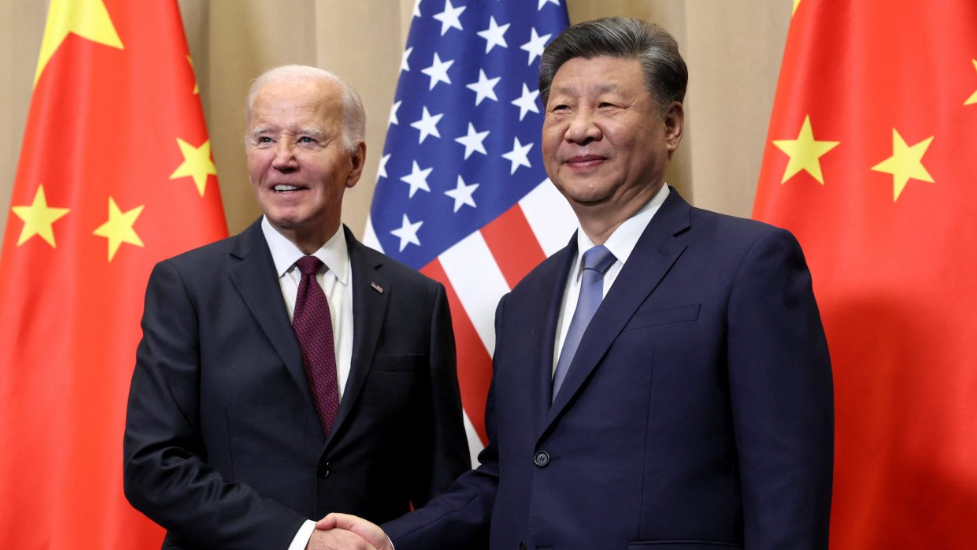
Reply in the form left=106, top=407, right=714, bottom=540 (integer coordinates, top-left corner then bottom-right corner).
left=260, top=217, right=354, bottom=550
left=552, top=184, right=670, bottom=374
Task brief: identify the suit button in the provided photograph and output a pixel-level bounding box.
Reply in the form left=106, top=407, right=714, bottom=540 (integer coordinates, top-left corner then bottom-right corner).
left=519, top=543, right=527, bottom=550
left=534, top=451, right=550, bottom=467
left=317, top=462, right=331, bottom=478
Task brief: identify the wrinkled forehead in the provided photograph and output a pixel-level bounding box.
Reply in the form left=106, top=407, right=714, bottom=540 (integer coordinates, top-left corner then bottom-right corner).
left=549, top=56, right=646, bottom=95
left=248, top=79, right=343, bottom=131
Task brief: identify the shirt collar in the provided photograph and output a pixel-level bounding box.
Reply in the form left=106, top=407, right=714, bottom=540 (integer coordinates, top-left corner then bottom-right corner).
left=261, top=216, right=350, bottom=284
left=574, top=183, right=670, bottom=268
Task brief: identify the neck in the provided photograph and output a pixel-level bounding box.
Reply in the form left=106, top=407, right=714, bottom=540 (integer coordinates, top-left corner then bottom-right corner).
left=275, top=222, right=341, bottom=255
left=575, top=183, right=662, bottom=245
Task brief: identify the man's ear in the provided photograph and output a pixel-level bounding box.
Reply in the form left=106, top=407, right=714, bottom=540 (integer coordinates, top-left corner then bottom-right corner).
left=663, top=101, right=684, bottom=154
left=345, top=141, right=367, bottom=189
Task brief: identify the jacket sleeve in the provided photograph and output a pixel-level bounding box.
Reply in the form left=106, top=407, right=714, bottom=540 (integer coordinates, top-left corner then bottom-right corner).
left=726, top=228, right=834, bottom=550
left=123, top=260, right=305, bottom=549
left=383, top=292, right=512, bottom=550
left=406, top=281, right=473, bottom=506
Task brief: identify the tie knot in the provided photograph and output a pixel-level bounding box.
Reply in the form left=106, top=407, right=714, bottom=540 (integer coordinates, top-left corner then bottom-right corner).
left=582, top=245, right=615, bottom=276
left=296, top=255, right=324, bottom=276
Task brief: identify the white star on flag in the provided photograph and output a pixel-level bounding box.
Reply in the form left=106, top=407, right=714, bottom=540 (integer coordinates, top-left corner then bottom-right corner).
left=433, top=0, right=466, bottom=36
left=377, top=153, right=391, bottom=180
left=388, top=100, right=402, bottom=126
left=401, top=47, right=413, bottom=72
left=445, top=175, right=479, bottom=212
left=538, top=0, right=560, bottom=10
left=455, top=122, right=490, bottom=159
left=411, top=106, right=443, bottom=143
left=391, top=214, right=423, bottom=251
left=466, top=70, right=501, bottom=106
left=421, top=52, right=454, bottom=90
left=477, top=16, right=510, bottom=53
left=520, top=27, right=551, bottom=66
left=512, top=84, right=541, bottom=120
left=412, top=0, right=421, bottom=17
left=502, top=137, right=534, bottom=174
left=400, top=161, right=433, bottom=198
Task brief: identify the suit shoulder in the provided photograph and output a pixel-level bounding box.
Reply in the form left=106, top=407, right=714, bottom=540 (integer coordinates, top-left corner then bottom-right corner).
left=158, top=233, right=240, bottom=272
left=508, top=245, right=572, bottom=298
left=355, top=242, right=443, bottom=291
left=689, top=207, right=800, bottom=248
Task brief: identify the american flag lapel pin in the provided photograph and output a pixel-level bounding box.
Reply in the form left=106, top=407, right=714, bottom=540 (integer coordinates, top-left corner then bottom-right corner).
left=371, top=282, right=384, bottom=294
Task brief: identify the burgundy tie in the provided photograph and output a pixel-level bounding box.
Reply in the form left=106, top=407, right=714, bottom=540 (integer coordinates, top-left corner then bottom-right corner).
left=292, top=256, right=340, bottom=436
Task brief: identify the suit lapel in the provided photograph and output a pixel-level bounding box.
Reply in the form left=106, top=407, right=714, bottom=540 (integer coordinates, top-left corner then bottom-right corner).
left=529, top=242, right=578, bottom=436
left=544, top=189, right=693, bottom=431
left=327, top=227, right=390, bottom=445
left=228, top=220, right=311, bottom=411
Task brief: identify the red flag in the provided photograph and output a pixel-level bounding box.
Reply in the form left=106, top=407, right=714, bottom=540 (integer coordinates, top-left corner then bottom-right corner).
left=0, top=0, right=227, bottom=547
left=754, top=0, right=977, bottom=547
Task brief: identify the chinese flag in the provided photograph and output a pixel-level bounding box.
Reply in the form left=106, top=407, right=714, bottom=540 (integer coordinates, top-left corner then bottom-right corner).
left=754, top=0, right=977, bottom=548
left=0, top=0, right=227, bottom=548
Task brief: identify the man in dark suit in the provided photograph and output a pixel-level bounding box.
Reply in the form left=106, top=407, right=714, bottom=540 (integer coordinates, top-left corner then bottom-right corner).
left=320, top=17, right=834, bottom=550
left=123, top=65, right=470, bottom=550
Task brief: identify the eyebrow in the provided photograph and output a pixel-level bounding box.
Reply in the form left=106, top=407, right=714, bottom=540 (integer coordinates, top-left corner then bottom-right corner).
left=298, top=127, right=326, bottom=139
left=553, top=82, right=621, bottom=95
left=248, top=126, right=326, bottom=139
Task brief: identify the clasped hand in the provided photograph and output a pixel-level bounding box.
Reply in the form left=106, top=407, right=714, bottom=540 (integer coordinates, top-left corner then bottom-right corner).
left=306, top=513, right=394, bottom=550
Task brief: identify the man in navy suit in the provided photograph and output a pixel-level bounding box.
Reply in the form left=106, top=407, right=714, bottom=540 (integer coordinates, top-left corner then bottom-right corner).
left=123, top=65, right=470, bottom=550
left=321, top=17, right=833, bottom=550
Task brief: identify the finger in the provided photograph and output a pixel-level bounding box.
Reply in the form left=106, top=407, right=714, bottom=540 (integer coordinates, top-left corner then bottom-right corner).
left=316, top=513, right=388, bottom=549
left=315, top=513, right=338, bottom=530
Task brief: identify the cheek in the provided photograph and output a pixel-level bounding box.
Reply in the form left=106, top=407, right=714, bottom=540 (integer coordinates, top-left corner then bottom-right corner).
left=541, top=130, right=563, bottom=161
left=246, top=152, right=270, bottom=179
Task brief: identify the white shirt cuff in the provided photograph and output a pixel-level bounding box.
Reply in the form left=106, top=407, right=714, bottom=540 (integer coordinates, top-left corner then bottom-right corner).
left=287, top=520, right=316, bottom=550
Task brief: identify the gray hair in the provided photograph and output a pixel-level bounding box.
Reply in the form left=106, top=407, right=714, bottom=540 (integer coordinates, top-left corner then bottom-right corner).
left=539, top=17, right=688, bottom=115
left=245, top=65, right=366, bottom=151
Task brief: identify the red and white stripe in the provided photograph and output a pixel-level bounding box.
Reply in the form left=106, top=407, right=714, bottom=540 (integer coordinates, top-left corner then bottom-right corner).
left=364, top=180, right=577, bottom=465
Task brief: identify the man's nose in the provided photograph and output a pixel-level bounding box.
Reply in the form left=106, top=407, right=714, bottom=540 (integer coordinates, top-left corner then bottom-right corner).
left=565, top=110, right=601, bottom=144
left=271, top=140, right=297, bottom=170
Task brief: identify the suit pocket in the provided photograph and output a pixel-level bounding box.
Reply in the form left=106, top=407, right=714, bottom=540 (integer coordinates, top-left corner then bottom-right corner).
left=372, top=353, right=424, bottom=373
left=623, top=303, right=701, bottom=332
left=627, top=542, right=740, bottom=549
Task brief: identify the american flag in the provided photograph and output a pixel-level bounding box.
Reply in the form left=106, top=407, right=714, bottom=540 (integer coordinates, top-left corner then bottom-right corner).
left=363, top=0, right=573, bottom=462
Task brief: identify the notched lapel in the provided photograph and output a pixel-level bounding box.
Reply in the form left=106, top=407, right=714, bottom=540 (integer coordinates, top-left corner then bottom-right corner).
left=328, top=230, right=390, bottom=446
left=544, top=190, right=692, bottom=430
left=227, top=222, right=312, bottom=411
left=529, top=243, right=578, bottom=436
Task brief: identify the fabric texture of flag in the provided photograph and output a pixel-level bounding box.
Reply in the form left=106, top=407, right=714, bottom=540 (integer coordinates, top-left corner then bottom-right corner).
left=364, top=0, right=573, bottom=459
left=753, top=0, right=977, bottom=547
left=0, top=0, right=227, bottom=547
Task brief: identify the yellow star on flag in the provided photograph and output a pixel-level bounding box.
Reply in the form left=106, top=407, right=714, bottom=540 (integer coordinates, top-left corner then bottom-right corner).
left=871, top=129, right=935, bottom=201
left=170, top=138, right=217, bottom=197
left=35, top=0, right=124, bottom=87
left=793, top=0, right=803, bottom=16
left=11, top=185, right=71, bottom=247
left=93, top=197, right=145, bottom=261
left=772, top=115, right=840, bottom=184
left=965, top=59, right=977, bottom=105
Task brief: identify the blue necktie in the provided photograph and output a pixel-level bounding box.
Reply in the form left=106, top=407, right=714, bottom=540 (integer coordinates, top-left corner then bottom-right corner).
left=552, top=245, right=616, bottom=402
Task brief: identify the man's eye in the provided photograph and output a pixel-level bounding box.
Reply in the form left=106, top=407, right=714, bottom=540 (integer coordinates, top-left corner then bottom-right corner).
left=551, top=104, right=569, bottom=112
left=297, top=136, right=316, bottom=144
left=256, top=136, right=273, bottom=144
left=599, top=102, right=615, bottom=108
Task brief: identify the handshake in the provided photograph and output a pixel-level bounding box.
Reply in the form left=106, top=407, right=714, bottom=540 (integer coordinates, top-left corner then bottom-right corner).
left=308, top=514, right=394, bottom=550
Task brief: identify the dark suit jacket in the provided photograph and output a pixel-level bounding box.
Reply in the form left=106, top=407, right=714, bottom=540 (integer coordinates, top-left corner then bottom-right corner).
left=384, top=188, right=834, bottom=550
left=123, top=221, right=470, bottom=550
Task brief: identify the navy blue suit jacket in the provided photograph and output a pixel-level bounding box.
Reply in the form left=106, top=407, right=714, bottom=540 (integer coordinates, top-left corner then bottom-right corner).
left=384, top=189, right=833, bottom=549
left=123, top=221, right=470, bottom=549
